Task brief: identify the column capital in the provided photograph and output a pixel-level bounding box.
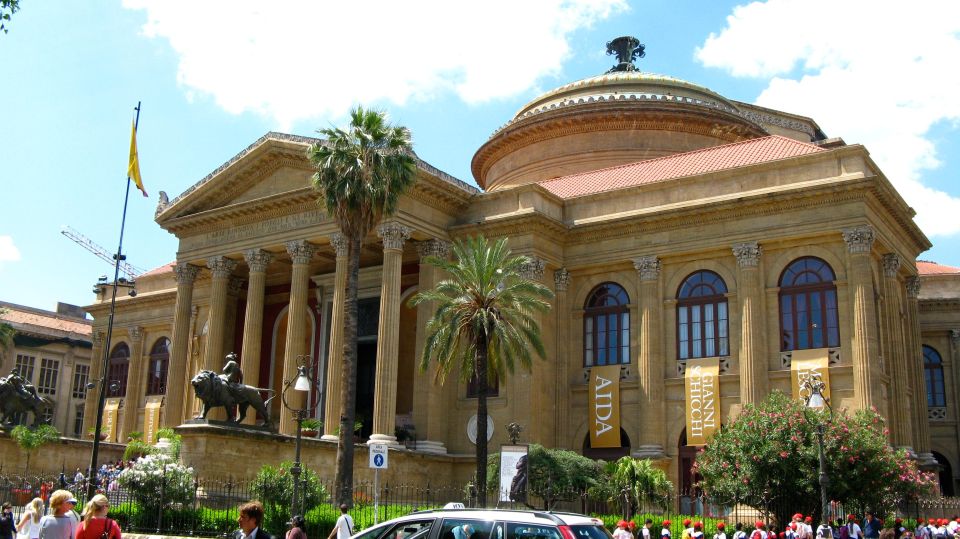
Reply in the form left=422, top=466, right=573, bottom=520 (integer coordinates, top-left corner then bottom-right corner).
left=207, top=256, right=237, bottom=279
left=951, top=329, right=960, bottom=345
left=286, top=240, right=317, bottom=265
left=329, top=232, right=348, bottom=258
left=732, top=242, right=762, bottom=268
left=842, top=225, right=875, bottom=254
left=243, top=249, right=273, bottom=273
left=906, top=276, right=921, bottom=298
left=882, top=253, right=901, bottom=278
left=173, top=263, right=201, bottom=285
left=377, top=222, right=412, bottom=250
left=129, top=326, right=144, bottom=342
left=416, top=239, right=451, bottom=261
left=519, top=256, right=546, bottom=281
left=633, top=255, right=661, bottom=281
left=554, top=268, right=571, bottom=292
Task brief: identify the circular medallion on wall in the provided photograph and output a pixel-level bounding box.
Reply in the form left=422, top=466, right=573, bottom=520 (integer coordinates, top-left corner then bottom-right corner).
left=467, top=414, right=494, bottom=444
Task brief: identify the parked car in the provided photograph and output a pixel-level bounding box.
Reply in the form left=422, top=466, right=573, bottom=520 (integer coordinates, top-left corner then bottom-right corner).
left=351, top=508, right=612, bottom=539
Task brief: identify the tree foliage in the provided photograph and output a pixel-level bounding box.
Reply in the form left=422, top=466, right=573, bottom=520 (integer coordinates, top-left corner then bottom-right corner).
left=412, top=235, right=554, bottom=506
left=0, top=0, right=19, bottom=34
left=603, top=457, right=673, bottom=512
left=0, top=308, right=15, bottom=362
left=695, top=391, right=935, bottom=525
left=117, top=453, right=196, bottom=514
left=252, top=461, right=328, bottom=534
left=487, top=444, right=603, bottom=509
left=309, top=106, right=417, bottom=506
left=10, top=423, right=59, bottom=472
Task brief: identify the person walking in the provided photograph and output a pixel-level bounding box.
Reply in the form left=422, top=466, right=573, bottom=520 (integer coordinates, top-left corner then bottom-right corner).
left=38, top=491, right=78, bottom=539
left=714, top=522, right=727, bottom=539
left=75, top=495, right=120, bottom=539
left=614, top=522, right=632, bottom=539
left=661, top=521, right=672, bottom=539
left=234, top=501, right=272, bottom=539
left=846, top=516, right=863, bottom=539
left=642, top=519, right=653, bottom=539
left=863, top=513, right=881, bottom=539
left=732, top=523, right=746, bottom=539
left=286, top=516, right=306, bottom=539
left=751, top=522, right=768, bottom=539
left=16, top=498, right=43, bottom=539
left=327, top=505, right=353, bottom=539
left=1, top=503, right=16, bottom=539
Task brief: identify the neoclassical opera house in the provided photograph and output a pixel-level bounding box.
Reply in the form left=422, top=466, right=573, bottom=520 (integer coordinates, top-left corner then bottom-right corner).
left=84, top=40, right=960, bottom=493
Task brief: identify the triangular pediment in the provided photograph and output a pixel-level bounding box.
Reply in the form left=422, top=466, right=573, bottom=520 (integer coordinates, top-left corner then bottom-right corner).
left=155, top=132, right=320, bottom=226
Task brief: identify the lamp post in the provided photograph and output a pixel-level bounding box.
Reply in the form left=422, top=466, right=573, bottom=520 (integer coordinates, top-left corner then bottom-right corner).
left=280, top=356, right=318, bottom=520
left=800, top=373, right=833, bottom=532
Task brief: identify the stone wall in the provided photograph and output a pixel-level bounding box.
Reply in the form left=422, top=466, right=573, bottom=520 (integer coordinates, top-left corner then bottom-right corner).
left=177, top=424, right=476, bottom=485
left=0, top=433, right=125, bottom=474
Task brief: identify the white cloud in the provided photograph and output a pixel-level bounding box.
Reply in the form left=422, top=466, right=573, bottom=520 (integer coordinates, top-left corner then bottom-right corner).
left=0, top=235, right=21, bottom=264
left=123, top=0, right=626, bottom=129
left=695, top=0, right=960, bottom=237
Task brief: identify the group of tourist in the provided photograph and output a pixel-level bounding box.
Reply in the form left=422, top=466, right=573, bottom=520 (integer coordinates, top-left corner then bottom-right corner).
left=0, top=491, right=122, bottom=539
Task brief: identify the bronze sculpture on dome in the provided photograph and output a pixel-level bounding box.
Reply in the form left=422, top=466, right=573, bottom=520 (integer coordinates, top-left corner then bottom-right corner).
left=606, top=35, right=645, bottom=73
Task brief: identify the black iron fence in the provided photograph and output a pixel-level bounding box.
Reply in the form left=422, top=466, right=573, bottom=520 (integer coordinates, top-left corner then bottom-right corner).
left=1, top=472, right=958, bottom=538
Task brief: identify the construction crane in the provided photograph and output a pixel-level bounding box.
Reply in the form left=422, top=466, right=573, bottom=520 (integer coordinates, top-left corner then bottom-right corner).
left=60, top=226, right=147, bottom=279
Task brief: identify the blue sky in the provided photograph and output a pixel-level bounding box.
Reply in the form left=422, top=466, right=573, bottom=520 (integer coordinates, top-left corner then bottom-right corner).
left=2, top=0, right=959, bottom=313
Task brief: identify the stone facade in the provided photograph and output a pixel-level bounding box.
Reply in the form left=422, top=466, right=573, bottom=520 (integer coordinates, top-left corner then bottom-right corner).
left=82, top=66, right=960, bottom=494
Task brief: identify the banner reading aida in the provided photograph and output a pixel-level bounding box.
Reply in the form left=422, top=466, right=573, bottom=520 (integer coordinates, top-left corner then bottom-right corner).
left=685, top=357, right=720, bottom=446
left=103, top=399, right=120, bottom=443
left=144, top=397, right=163, bottom=444
left=588, top=364, right=622, bottom=448
left=791, top=349, right=831, bottom=406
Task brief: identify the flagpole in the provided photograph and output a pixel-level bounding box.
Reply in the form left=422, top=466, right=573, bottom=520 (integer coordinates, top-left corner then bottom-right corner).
left=88, top=101, right=141, bottom=500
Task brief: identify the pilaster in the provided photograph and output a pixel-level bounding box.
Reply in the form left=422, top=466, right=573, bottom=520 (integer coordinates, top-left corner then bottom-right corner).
left=881, top=254, right=911, bottom=449
left=281, top=240, right=316, bottom=435
left=121, top=326, right=145, bottom=441
left=842, top=226, right=880, bottom=411
left=633, top=255, right=665, bottom=459
left=553, top=268, right=571, bottom=448
left=370, top=222, right=412, bottom=446
left=733, top=242, right=766, bottom=406
left=519, top=256, right=550, bottom=445
left=83, top=329, right=105, bottom=432
left=164, top=263, right=199, bottom=427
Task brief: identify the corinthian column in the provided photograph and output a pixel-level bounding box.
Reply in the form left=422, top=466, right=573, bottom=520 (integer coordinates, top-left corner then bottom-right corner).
left=121, top=326, right=144, bottom=441
left=733, top=242, right=767, bottom=406
left=842, top=226, right=880, bottom=411
left=204, top=256, right=237, bottom=372
left=633, top=255, right=665, bottom=459
left=83, top=330, right=105, bottom=432
left=553, top=268, right=571, bottom=448
left=411, top=239, right=451, bottom=453
left=239, top=249, right=272, bottom=423
left=882, top=254, right=912, bottom=448
left=281, top=240, right=316, bottom=435
left=322, top=233, right=348, bottom=441
left=370, top=222, right=412, bottom=445
left=164, top=263, right=200, bottom=427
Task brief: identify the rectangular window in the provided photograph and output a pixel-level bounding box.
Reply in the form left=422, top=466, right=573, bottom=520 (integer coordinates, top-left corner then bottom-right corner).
left=718, top=301, right=729, bottom=356
left=73, top=364, right=90, bottom=399
left=584, top=318, right=594, bottom=367
left=620, top=312, right=630, bottom=364
left=74, top=405, right=85, bottom=437
left=15, top=354, right=35, bottom=381
left=37, top=358, right=59, bottom=395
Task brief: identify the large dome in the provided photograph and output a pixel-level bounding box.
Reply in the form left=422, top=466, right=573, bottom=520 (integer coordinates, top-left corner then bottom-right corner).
left=472, top=70, right=769, bottom=191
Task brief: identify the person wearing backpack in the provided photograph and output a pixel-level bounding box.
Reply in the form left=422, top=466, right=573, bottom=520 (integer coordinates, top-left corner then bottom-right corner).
left=846, top=516, right=863, bottom=539
left=751, top=521, right=768, bottom=539
left=731, top=523, right=746, bottom=539
left=75, top=495, right=120, bottom=539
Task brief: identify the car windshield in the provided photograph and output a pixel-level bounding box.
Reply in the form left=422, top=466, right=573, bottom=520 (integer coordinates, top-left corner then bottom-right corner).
left=569, top=525, right=614, bottom=539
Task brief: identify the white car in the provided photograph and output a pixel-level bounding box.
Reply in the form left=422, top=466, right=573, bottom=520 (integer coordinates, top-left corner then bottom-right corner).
left=351, top=508, right=612, bottom=539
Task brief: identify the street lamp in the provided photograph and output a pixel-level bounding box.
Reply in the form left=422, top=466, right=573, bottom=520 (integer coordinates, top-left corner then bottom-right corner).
left=800, top=372, right=833, bottom=533
left=281, top=356, right=318, bottom=520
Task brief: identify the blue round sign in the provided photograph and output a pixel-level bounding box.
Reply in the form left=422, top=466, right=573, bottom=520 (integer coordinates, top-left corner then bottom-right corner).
left=374, top=454, right=384, bottom=467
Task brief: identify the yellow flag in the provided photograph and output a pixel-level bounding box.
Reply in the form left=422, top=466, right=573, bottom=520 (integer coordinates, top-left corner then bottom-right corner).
left=128, top=120, right=147, bottom=197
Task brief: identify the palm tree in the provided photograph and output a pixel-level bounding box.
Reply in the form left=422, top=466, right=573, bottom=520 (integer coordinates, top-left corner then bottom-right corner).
left=411, top=235, right=554, bottom=506
left=606, top=456, right=673, bottom=516
left=308, top=106, right=417, bottom=506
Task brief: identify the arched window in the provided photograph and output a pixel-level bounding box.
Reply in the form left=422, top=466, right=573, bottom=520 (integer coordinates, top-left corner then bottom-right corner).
left=107, top=343, right=129, bottom=398
left=925, top=345, right=946, bottom=407
left=779, top=257, right=839, bottom=351
left=677, top=271, right=729, bottom=360
left=146, top=338, right=170, bottom=396
left=584, top=283, right=630, bottom=366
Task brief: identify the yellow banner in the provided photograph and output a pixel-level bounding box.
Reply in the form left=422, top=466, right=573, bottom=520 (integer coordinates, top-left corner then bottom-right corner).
left=144, top=397, right=164, bottom=444
left=685, top=357, right=720, bottom=446
left=588, top=365, right=622, bottom=448
left=791, top=349, right=831, bottom=406
left=103, top=399, right=120, bottom=443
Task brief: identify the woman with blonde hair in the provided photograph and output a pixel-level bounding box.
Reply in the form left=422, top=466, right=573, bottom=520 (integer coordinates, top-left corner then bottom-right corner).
left=75, top=495, right=119, bottom=539
left=38, top=490, right=77, bottom=539
left=16, top=498, right=43, bottom=539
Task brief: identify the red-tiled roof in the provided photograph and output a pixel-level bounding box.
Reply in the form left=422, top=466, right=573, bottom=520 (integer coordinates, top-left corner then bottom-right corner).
left=538, top=135, right=825, bottom=199
left=0, top=307, right=91, bottom=337
left=140, top=261, right=176, bottom=278
left=918, top=260, right=960, bottom=275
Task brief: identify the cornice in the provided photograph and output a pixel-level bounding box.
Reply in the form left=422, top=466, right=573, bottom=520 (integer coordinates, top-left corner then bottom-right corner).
left=448, top=210, right=569, bottom=244
left=407, top=171, right=476, bottom=215
left=163, top=189, right=321, bottom=236
left=919, top=298, right=960, bottom=312
left=85, top=290, right=177, bottom=317
left=472, top=101, right=767, bottom=188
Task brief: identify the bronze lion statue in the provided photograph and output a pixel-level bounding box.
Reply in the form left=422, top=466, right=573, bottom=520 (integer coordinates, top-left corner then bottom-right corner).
left=191, top=370, right=272, bottom=426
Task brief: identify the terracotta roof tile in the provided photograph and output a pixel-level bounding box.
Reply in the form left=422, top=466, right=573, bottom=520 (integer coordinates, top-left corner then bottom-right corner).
left=140, top=261, right=176, bottom=278
left=0, top=306, right=91, bottom=337
left=538, top=135, right=824, bottom=199
left=918, top=260, right=960, bottom=275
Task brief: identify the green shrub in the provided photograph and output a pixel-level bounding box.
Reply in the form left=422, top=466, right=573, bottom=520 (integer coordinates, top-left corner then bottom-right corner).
left=117, top=453, right=196, bottom=514
left=252, top=462, right=328, bottom=535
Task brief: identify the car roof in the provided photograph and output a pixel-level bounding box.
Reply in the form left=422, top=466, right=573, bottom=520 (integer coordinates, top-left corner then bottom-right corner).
left=399, top=508, right=602, bottom=526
